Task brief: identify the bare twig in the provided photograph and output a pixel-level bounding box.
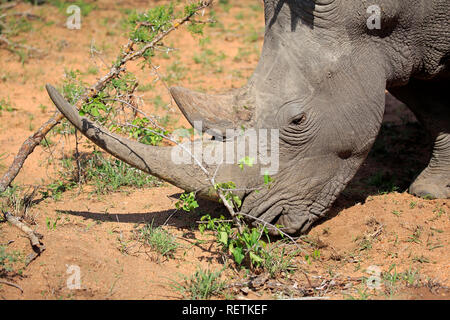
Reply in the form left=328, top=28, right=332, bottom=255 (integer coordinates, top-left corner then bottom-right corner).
left=2, top=212, right=40, bottom=248
left=0, top=279, right=23, bottom=293
left=2, top=211, right=45, bottom=265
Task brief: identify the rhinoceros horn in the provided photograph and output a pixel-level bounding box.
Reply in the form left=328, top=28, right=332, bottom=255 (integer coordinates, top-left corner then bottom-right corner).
left=169, top=82, right=256, bottom=137
left=45, top=84, right=253, bottom=200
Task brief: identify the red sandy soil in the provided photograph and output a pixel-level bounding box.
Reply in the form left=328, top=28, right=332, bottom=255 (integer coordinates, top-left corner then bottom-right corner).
left=0, top=0, right=448, bottom=300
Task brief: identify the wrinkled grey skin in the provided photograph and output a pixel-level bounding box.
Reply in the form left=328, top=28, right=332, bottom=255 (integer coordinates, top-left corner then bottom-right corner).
left=46, top=0, right=450, bottom=235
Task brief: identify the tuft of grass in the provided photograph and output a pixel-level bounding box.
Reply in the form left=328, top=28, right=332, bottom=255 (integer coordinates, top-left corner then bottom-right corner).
left=0, top=246, right=22, bottom=276
left=193, top=48, right=226, bottom=73
left=345, top=285, right=371, bottom=300
left=82, top=151, right=162, bottom=195
left=407, top=226, right=423, bottom=244
left=263, top=245, right=299, bottom=278
left=85, top=65, right=99, bottom=75
left=392, top=210, right=402, bottom=217
left=0, top=185, right=38, bottom=222
left=162, top=61, right=186, bottom=85
left=0, top=98, right=14, bottom=115
left=170, top=267, right=225, bottom=300
left=48, top=0, right=98, bottom=17
left=137, top=83, right=154, bottom=92
left=382, top=264, right=422, bottom=297
left=40, top=180, right=76, bottom=201
left=137, top=222, right=179, bottom=258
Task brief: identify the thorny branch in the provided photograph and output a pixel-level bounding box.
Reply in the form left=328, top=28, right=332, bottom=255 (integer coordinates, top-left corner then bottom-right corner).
left=0, top=0, right=213, bottom=194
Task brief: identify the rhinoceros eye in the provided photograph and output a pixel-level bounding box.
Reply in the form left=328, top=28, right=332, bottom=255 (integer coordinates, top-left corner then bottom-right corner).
left=290, top=114, right=306, bottom=126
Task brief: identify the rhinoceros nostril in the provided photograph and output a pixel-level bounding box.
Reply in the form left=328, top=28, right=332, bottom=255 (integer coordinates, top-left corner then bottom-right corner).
left=338, top=150, right=352, bottom=160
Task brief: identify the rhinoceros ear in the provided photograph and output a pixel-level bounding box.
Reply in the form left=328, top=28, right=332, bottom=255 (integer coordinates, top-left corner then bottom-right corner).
left=170, top=86, right=255, bottom=137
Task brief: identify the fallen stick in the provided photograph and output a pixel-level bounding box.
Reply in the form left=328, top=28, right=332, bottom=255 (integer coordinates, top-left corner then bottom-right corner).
left=2, top=211, right=45, bottom=265
left=0, top=279, right=23, bottom=293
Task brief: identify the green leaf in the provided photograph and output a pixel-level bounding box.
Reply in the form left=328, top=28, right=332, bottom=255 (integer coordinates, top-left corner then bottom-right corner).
left=90, top=107, right=100, bottom=117
left=218, top=231, right=228, bottom=246
left=231, top=247, right=245, bottom=265
left=232, top=195, right=242, bottom=208
left=249, top=252, right=263, bottom=264
left=238, top=156, right=254, bottom=170
left=264, top=171, right=273, bottom=185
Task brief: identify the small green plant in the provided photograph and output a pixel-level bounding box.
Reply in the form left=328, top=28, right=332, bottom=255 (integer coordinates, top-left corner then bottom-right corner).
left=357, top=238, right=373, bottom=252
left=137, top=222, right=179, bottom=258
left=82, top=151, right=161, bottom=195
left=382, top=264, right=421, bottom=296
left=392, top=210, right=402, bottom=217
left=407, top=226, right=423, bottom=244
left=0, top=98, right=14, bottom=115
left=238, top=156, right=254, bottom=170
left=263, top=245, right=299, bottom=278
left=61, top=68, right=86, bottom=104
left=175, top=192, right=199, bottom=212
left=199, top=214, right=269, bottom=268
left=170, top=267, right=225, bottom=300
left=126, top=117, right=168, bottom=146
left=193, top=48, right=226, bottom=73
left=383, top=264, right=400, bottom=288
left=46, top=216, right=61, bottom=230
left=0, top=185, right=37, bottom=220
left=137, top=83, right=154, bottom=92
left=0, top=246, right=22, bottom=275
left=214, top=182, right=242, bottom=209
left=49, top=0, right=98, bottom=17
left=41, top=180, right=76, bottom=201
left=346, top=285, right=371, bottom=300
left=86, top=66, right=99, bottom=75
left=403, top=267, right=420, bottom=286
left=162, top=61, right=187, bottom=85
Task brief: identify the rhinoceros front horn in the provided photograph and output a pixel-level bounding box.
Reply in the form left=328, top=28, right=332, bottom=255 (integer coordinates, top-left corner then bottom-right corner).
left=169, top=85, right=256, bottom=137
left=45, top=84, right=248, bottom=200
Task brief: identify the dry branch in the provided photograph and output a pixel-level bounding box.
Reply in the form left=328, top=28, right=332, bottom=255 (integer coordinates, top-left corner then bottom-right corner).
left=0, top=279, right=23, bottom=293
left=2, top=211, right=45, bottom=265
left=0, top=1, right=213, bottom=193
